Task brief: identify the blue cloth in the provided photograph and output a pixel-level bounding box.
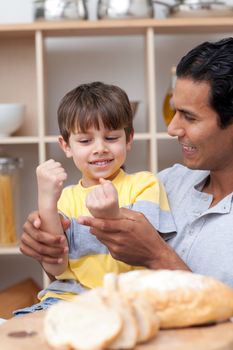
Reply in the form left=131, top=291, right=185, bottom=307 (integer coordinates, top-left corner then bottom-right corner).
left=13, top=297, right=62, bottom=317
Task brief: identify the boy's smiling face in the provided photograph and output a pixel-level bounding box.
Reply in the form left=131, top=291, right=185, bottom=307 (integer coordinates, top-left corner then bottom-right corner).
left=59, top=120, right=133, bottom=187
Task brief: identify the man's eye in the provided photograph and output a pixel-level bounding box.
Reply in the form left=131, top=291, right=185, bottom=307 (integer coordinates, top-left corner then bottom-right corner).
left=184, top=114, right=196, bottom=122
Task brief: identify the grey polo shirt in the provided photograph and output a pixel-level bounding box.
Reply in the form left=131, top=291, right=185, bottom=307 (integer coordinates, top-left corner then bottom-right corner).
left=158, top=164, right=233, bottom=288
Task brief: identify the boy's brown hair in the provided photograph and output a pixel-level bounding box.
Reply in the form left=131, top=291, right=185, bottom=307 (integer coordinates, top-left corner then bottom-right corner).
left=58, top=81, right=133, bottom=143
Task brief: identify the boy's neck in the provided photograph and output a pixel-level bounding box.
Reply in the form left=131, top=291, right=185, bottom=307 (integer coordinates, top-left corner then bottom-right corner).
left=81, top=168, right=123, bottom=188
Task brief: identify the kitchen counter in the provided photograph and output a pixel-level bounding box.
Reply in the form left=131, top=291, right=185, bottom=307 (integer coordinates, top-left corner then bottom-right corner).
left=1, top=311, right=233, bottom=349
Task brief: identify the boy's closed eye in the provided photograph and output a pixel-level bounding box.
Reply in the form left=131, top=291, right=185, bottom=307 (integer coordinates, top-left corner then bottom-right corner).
left=78, top=139, right=91, bottom=144
left=105, top=136, right=119, bottom=141
left=77, top=137, right=119, bottom=143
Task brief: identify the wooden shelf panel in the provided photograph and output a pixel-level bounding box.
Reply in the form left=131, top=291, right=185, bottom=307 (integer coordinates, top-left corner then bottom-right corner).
left=45, top=133, right=153, bottom=142
left=0, top=246, right=21, bottom=255
left=0, top=136, right=40, bottom=144
left=0, top=17, right=233, bottom=38
left=0, top=133, right=175, bottom=144
left=44, top=133, right=174, bottom=141
left=156, top=132, right=174, bottom=139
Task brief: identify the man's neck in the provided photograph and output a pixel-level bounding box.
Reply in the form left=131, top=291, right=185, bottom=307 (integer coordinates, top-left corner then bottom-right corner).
left=202, top=168, right=233, bottom=207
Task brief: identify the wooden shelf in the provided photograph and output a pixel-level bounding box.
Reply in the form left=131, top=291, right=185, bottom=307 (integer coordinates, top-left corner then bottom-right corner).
left=0, top=17, right=233, bottom=39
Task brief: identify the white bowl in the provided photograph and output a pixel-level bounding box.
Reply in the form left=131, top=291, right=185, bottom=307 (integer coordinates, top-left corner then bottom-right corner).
left=0, top=103, right=25, bottom=137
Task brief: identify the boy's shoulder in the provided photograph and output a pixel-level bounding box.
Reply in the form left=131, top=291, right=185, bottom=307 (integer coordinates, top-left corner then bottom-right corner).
left=129, top=170, right=158, bottom=181
left=127, top=170, right=157, bottom=179
left=119, top=170, right=159, bottom=187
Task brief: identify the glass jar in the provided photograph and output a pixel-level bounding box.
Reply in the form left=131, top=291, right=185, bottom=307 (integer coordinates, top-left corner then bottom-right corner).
left=163, top=65, right=176, bottom=126
left=0, top=156, right=23, bottom=245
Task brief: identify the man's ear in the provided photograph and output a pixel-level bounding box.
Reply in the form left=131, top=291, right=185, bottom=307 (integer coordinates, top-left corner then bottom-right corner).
left=126, top=129, right=134, bottom=151
left=58, top=136, right=72, bottom=158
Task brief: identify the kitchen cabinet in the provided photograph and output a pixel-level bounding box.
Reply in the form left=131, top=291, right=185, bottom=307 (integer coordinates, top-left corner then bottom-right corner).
left=0, top=17, right=233, bottom=289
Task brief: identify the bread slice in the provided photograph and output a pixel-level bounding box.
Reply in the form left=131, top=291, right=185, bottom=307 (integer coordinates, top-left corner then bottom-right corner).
left=106, top=269, right=233, bottom=329
left=102, top=272, right=118, bottom=294
left=44, top=289, right=122, bottom=350
left=105, top=291, right=139, bottom=349
left=131, top=296, right=160, bottom=343
left=100, top=281, right=159, bottom=346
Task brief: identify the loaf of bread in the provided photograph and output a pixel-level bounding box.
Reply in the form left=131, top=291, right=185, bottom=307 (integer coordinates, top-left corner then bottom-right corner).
left=44, top=269, right=233, bottom=349
left=109, top=269, right=233, bottom=329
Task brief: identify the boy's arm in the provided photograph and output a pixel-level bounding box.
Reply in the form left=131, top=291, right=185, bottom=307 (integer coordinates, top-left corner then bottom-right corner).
left=86, top=178, right=121, bottom=219
left=36, top=159, right=69, bottom=276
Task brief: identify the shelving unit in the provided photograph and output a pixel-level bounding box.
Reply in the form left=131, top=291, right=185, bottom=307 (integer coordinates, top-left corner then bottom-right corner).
left=1, top=17, right=233, bottom=289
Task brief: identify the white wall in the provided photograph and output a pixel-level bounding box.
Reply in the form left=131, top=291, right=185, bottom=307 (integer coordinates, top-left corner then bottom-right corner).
left=0, top=0, right=33, bottom=23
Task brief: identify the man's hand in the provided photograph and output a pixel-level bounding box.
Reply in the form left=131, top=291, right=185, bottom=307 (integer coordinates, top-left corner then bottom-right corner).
left=78, top=208, right=190, bottom=271
left=86, top=178, right=120, bottom=219
left=20, top=211, right=69, bottom=265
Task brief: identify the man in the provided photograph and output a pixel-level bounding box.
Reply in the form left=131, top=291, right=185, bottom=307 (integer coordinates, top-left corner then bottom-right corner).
left=20, top=37, right=233, bottom=287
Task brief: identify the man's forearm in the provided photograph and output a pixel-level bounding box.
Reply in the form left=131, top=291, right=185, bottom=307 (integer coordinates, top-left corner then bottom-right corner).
left=145, top=237, right=190, bottom=271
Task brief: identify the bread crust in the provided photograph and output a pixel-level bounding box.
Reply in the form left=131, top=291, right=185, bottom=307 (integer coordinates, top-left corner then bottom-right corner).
left=115, top=270, right=233, bottom=328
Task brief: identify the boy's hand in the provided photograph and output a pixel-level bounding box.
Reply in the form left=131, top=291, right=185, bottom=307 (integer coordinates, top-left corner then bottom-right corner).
left=86, top=178, right=120, bottom=219
left=36, top=159, right=67, bottom=205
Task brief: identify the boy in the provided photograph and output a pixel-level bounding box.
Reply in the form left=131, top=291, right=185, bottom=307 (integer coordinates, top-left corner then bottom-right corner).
left=15, top=82, right=175, bottom=315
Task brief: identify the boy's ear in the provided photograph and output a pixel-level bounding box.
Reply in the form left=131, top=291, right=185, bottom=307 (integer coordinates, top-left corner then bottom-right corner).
left=126, top=129, right=134, bottom=151
left=58, top=136, right=72, bottom=158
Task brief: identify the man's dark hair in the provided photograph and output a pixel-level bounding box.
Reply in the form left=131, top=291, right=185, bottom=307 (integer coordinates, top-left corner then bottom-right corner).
left=176, top=37, right=233, bottom=128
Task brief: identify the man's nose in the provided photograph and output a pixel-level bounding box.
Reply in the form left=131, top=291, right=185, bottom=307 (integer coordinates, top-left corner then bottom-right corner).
left=167, top=112, right=184, bottom=138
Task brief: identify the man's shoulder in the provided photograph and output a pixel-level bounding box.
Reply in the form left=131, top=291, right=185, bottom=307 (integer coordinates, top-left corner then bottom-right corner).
left=158, top=163, right=192, bottom=179
left=158, top=164, right=209, bottom=188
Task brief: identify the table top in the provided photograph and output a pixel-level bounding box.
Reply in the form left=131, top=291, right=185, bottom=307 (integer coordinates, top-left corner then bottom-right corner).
left=1, top=311, right=233, bottom=350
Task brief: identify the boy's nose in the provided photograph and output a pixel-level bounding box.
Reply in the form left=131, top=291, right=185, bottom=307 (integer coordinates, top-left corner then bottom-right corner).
left=93, top=139, right=108, bottom=154
left=167, top=112, right=184, bottom=138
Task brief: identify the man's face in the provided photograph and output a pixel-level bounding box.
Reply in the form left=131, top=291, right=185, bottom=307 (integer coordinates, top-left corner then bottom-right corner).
left=168, top=78, right=233, bottom=172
